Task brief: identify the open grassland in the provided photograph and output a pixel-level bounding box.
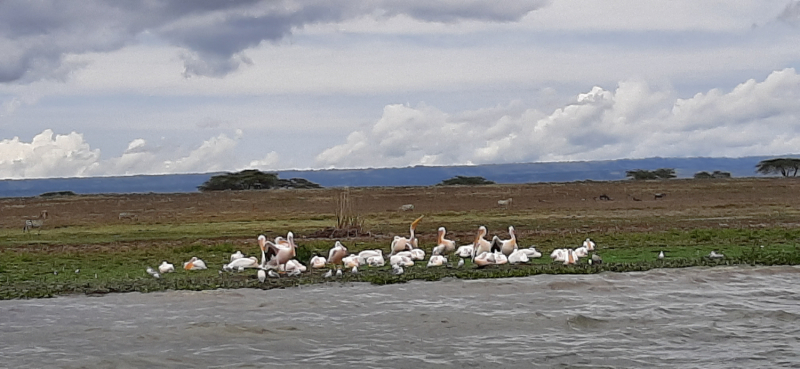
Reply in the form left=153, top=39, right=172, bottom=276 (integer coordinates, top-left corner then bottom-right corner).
left=2, top=178, right=800, bottom=299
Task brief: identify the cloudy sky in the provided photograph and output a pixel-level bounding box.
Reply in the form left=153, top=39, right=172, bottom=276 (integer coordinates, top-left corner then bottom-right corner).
left=1, top=0, right=799, bottom=179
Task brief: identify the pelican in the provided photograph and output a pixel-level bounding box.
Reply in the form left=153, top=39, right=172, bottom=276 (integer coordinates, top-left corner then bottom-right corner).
left=472, top=226, right=493, bottom=259
left=456, top=244, right=474, bottom=258
left=282, top=259, right=307, bottom=273
left=224, top=256, right=259, bottom=271
left=158, top=261, right=175, bottom=274
left=427, top=255, right=447, bottom=267
left=519, top=247, right=542, bottom=258
left=257, top=269, right=266, bottom=282
left=491, top=226, right=518, bottom=256
left=390, top=254, right=414, bottom=267
left=262, top=232, right=297, bottom=272
left=310, top=255, right=327, bottom=269
left=507, top=249, right=529, bottom=264
left=563, top=249, right=577, bottom=265
left=583, top=238, right=596, bottom=251
left=268, top=270, right=280, bottom=278
left=550, top=249, right=567, bottom=262
left=230, top=251, right=244, bottom=262
left=574, top=246, right=589, bottom=258
left=390, top=215, right=424, bottom=255
left=358, top=249, right=383, bottom=260
left=183, top=257, right=207, bottom=270
left=328, top=241, right=349, bottom=265
left=342, top=255, right=361, bottom=269
left=432, top=227, right=457, bottom=256
left=658, top=251, right=665, bottom=260
left=493, top=251, right=508, bottom=265
left=410, top=248, right=425, bottom=261
left=708, top=251, right=724, bottom=259
left=473, top=252, right=495, bottom=268
left=366, top=256, right=385, bottom=267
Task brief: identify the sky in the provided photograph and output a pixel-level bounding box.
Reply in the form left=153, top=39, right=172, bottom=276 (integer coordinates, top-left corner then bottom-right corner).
left=0, top=0, right=799, bottom=179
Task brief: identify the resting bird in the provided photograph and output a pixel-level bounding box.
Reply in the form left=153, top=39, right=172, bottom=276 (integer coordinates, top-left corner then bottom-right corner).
left=257, top=269, right=266, bottom=282
left=658, top=251, right=665, bottom=260
left=183, top=257, right=207, bottom=270
left=310, top=255, right=327, bottom=269
left=491, top=225, right=518, bottom=256
left=230, top=251, right=244, bottom=262
left=261, top=232, right=297, bottom=271
left=328, top=241, right=349, bottom=265
left=583, top=238, right=596, bottom=251
left=472, top=226, right=493, bottom=259
left=432, top=227, right=457, bottom=256
left=158, top=261, right=175, bottom=274
left=390, top=215, right=424, bottom=255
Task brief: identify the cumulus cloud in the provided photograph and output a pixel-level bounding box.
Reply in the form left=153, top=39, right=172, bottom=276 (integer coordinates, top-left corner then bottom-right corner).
left=0, top=0, right=549, bottom=82
left=0, top=130, right=251, bottom=179
left=316, top=68, right=800, bottom=168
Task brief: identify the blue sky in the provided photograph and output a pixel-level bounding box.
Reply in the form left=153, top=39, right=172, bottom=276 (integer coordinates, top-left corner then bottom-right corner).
left=1, top=0, right=799, bottom=178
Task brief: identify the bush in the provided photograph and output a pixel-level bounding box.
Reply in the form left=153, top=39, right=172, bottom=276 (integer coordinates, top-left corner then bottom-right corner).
left=437, top=176, right=495, bottom=186
left=626, top=168, right=675, bottom=180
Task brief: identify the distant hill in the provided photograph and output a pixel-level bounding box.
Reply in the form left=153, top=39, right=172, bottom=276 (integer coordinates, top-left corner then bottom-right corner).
left=0, top=156, right=783, bottom=198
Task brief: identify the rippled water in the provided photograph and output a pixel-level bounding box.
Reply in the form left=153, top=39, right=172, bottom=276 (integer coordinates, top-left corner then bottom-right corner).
left=2, top=266, right=800, bottom=368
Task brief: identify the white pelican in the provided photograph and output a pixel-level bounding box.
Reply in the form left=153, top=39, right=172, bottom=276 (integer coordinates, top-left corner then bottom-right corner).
left=390, top=254, right=414, bottom=267
left=432, top=227, right=457, bottom=256
left=366, top=256, right=385, bottom=267
left=708, top=251, right=724, bottom=259
left=507, top=249, right=529, bottom=264
left=427, top=255, right=447, bottom=267
left=158, top=261, right=175, bottom=274
left=658, top=250, right=665, bottom=260
left=550, top=249, right=567, bottom=262
left=183, top=257, right=207, bottom=270
left=472, top=226, right=493, bottom=258
left=262, top=232, right=297, bottom=272
left=230, top=251, right=244, bottom=262
left=410, top=248, right=425, bottom=261
left=358, top=249, right=383, bottom=260
left=574, top=246, right=589, bottom=258
left=456, top=244, right=474, bottom=258
left=342, top=255, right=361, bottom=269
left=491, top=226, right=518, bottom=256
left=390, top=215, right=424, bottom=255
left=224, top=256, right=259, bottom=271
left=282, top=259, right=307, bottom=273
left=563, top=249, right=578, bottom=265
left=493, top=251, right=508, bottom=265
left=310, top=255, right=327, bottom=269
left=519, top=247, right=542, bottom=258
left=473, top=252, right=496, bottom=267
left=583, top=238, right=596, bottom=251
left=328, top=241, right=349, bottom=265
left=257, top=269, right=266, bottom=282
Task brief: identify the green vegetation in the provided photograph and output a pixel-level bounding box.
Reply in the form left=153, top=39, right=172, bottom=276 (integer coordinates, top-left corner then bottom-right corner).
left=40, top=191, right=77, bottom=197
left=694, top=170, right=732, bottom=179
left=756, top=157, right=800, bottom=177
left=437, top=175, right=495, bottom=186
left=198, top=169, right=321, bottom=191
left=626, top=168, right=676, bottom=180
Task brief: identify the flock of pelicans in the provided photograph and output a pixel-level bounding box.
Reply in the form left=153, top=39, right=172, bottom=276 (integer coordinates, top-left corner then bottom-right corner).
left=145, top=216, right=612, bottom=281
left=146, top=215, right=727, bottom=282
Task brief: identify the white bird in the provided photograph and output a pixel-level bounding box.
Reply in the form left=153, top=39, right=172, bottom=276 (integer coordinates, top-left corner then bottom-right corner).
left=590, top=254, right=602, bottom=265
left=493, top=251, right=508, bottom=265
left=328, top=241, right=349, bottom=265
left=519, top=247, right=542, bottom=258
left=491, top=225, right=518, bottom=256
left=358, top=249, right=383, bottom=260
left=342, top=255, right=361, bottom=269
left=574, top=246, right=589, bottom=258
left=456, top=244, right=474, bottom=258
left=262, top=232, right=298, bottom=271
left=158, top=261, right=175, bottom=274
left=550, top=249, right=567, bottom=262
left=224, top=256, right=259, bottom=271
left=310, top=255, right=327, bottom=269
left=323, top=269, right=334, bottom=278
left=287, top=269, right=302, bottom=277
left=268, top=270, right=280, bottom=278
left=472, top=226, right=493, bottom=259
left=457, top=258, right=465, bottom=268
left=183, top=257, right=207, bottom=270
left=366, top=255, right=385, bottom=267
left=282, top=259, right=307, bottom=273
left=257, top=269, right=266, bottom=282
left=563, top=249, right=578, bottom=265
left=390, top=215, right=424, bottom=255
left=473, top=252, right=496, bottom=267
left=658, top=251, right=665, bottom=260
left=410, top=248, right=426, bottom=261
left=708, top=251, right=724, bottom=259
left=583, top=238, right=596, bottom=251
left=390, top=254, right=414, bottom=267
left=75, top=269, right=80, bottom=274
left=427, top=255, right=447, bottom=267
left=146, top=267, right=158, bottom=277
left=392, top=264, right=404, bottom=275
left=335, top=268, right=343, bottom=277
left=432, top=227, right=457, bottom=256
left=507, top=249, right=530, bottom=264
left=230, top=251, right=244, bottom=262
left=351, top=265, right=358, bottom=274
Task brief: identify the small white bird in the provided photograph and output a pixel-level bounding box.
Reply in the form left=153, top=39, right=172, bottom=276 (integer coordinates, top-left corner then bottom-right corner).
left=457, top=258, right=465, bottom=268
left=268, top=270, right=280, bottom=278
left=310, top=255, right=327, bottom=269
left=288, top=269, right=302, bottom=277
left=658, top=251, right=665, bottom=260
left=237, top=266, right=245, bottom=273
left=146, top=267, right=160, bottom=279
left=335, top=268, right=343, bottom=277
left=257, top=269, right=266, bottom=282
left=708, top=251, right=724, bottom=259
left=351, top=265, right=358, bottom=274
left=366, top=256, right=385, bottom=267
left=323, top=269, right=334, bottom=278
left=75, top=269, right=80, bottom=274
left=392, top=264, right=404, bottom=275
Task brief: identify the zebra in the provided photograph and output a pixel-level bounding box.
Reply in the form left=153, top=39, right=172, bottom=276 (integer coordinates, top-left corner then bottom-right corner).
left=497, top=198, right=513, bottom=208
left=23, top=210, right=48, bottom=234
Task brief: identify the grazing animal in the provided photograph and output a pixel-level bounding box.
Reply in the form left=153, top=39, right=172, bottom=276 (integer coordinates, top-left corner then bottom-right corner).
left=654, top=193, right=666, bottom=200
left=497, top=198, right=513, bottom=208
left=23, top=210, right=48, bottom=233
left=118, top=212, right=138, bottom=221
left=399, top=204, right=415, bottom=211
left=390, top=215, right=424, bottom=255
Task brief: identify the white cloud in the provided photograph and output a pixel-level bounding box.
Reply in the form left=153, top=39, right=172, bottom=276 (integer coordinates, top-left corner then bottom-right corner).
left=0, top=130, right=100, bottom=178
left=249, top=151, right=280, bottom=169
left=316, top=68, right=800, bottom=168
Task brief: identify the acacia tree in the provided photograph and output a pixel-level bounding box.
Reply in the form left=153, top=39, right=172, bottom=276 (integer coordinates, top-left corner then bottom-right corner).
left=626, top=168, right=675, bottom=180
left=755, top=158, right=800, bottom=177
left=437, top=176, right=495, bottom=185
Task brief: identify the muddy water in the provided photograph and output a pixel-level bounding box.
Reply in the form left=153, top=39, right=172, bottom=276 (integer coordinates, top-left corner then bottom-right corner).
left=2, top=266, right=800, bottom=368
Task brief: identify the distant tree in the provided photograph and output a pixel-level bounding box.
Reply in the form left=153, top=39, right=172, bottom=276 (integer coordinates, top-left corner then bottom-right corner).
left=711, top=170, right=731, bottom=178
left=626, top=168, right=676, bottom=180
left=652, top=168, right=677, bottom=179
left=437, top=176, right=495, bottom=186
left=198, top=170, right=320, bottom=191
left=755, top=158, right=800, bottom=177
left=694, top=171, right=713, bottom=179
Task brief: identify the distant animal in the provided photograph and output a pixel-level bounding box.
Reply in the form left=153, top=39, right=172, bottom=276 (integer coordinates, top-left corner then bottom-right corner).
left=23, top=210, right=48, bottom=233
left=708, top=251, right=724, bottom=259
left=497, top=198, right=513, bottom=208
left=399, top=204, right=415, bottom=211
left=118, top=212, right=138, bottom=221
left=595, top=194, right=612, bottom=201
left=654, top=193, right=666, bottom=200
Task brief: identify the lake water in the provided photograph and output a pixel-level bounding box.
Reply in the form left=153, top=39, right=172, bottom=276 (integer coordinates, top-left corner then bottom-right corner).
left=2, top=266, right=800, bottom=368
